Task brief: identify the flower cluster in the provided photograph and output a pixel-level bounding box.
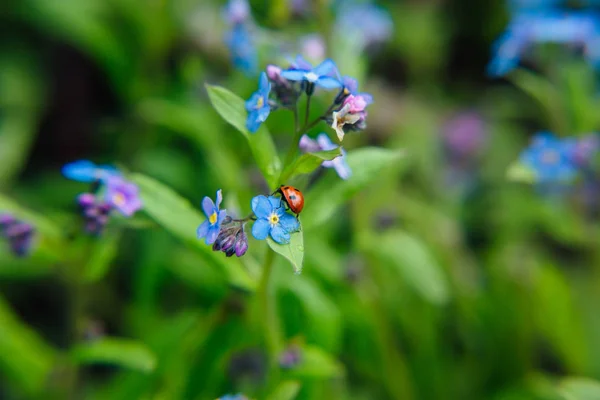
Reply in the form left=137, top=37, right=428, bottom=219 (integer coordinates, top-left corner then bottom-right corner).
left=63, top=160, right=143, bottom=235
left=197, top=189, right=301, bottom=257
left=517, top=132, right=599, bottom=184
left=245, top=55, right=372, bottom=142
left=487, top=10, right=600, bottom=76
left=0, top=214, right=35, bottom=257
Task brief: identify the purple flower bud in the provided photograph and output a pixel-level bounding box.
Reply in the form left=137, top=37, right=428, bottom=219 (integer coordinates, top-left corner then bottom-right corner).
left=279, top=346, right=302, bottom=369
left=0, top=214, right=16, bottom=229
left=234, top=231, right=248, bottom=257
left=77, top=193, right=96, bottom=208
left=0, top=216, right=35, bottom=257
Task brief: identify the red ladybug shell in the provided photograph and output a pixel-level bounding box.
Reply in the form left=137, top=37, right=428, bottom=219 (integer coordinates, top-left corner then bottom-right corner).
left=278, top=185, right=304, bottom=215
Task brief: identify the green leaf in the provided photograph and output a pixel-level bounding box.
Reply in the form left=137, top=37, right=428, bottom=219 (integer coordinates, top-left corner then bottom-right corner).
left=267, top=225, right=304, bottom=274
left=267, top=380, right=302, bottom=400
left=130, top=173, right=257, bottom=290
left=280, top=148, right=343, bottom=182
left=303, top=147, right=406, bottom=231
left=286, top=345, right=344, bottom=379
left=558, top=377, right=600, bottom=400
left=360, top=230, right=450, bottom=305
left=507, top=161, right=536, bottom=184
left=71, top=337, right=157, bottom=373
left=205, top=84, right=281, bottom=188
left=84, top=231, right=121, bottom=282
left=0, top=295, right=57, bottom=394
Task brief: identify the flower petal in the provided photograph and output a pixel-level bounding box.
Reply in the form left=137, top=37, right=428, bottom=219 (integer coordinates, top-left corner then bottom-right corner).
left=202, top=196, right=216, bottom=218
left=205, top=225, right=220, bottom=245
left=197, top=220, right=210, bottom=238
left=332, top=156, right=352, bottom=180
left=62, top=160, right=98, bottom=182
left=258, top=71, right=271, bottom=95
left=279, top=212, right=300, bottom=233
left=280, top=70, right=308, bottom=81
left=299, top=134, right=321, bottom=153
left=251, top=195, right=272, bottom=219
left=268, top=195, right=283, bottom=211
left=245, top=92, right=262, bottom=112
left=217, top=209, right=228, bottom=224
left=316, top=76, right=342, bottom=89
left=313, top=58, right=338, bottom=77
left=216, top=189, right=223, bottom=208
left=316, top=133, right=336, bottom=151
left=270, top=224, right=291, bottom=244
left=251, top=218, right=270, bottom=240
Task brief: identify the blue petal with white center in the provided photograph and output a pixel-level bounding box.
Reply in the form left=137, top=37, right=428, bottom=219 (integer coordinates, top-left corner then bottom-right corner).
left=62, top=160, right=120, bottom=183
left=245, top=72, right=271, bottom=132
left=280, top=56, right=342, bottom=90
left=197, top=189, right=227, bottom=245
left=250, top=195, right=300, bottom=244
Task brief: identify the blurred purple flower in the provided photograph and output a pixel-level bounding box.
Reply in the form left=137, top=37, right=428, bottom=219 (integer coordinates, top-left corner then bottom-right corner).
left=334, top=1, right=393, bottom=49
left=442, top=112, right=488, bottom=160
left=299, top=34, right=326, bottom=63
left=223, top=0, right=250, bottom=24
left=299, top=133, right=352, bottom=179
left=569, top=132, right=600, bottom=168
left=104, top=176, right=143, bottom=217
left=279, top=345, right=302, bottom=369
left=0, top=214, right=35, bottom=257
left=78, top=193, right=112, bottom=235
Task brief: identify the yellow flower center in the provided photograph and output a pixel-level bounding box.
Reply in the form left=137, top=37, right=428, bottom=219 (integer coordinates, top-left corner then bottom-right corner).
left=268, top=212, right=279, bottom=225
left=113, top=193, right=126, bottom=206
left=209, top=212, right=218, bottom=225
left=256, top=96, right=264, bottom=109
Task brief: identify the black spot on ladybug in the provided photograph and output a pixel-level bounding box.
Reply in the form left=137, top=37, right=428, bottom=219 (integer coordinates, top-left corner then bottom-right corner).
left=289, top=195, right=296, bottom=200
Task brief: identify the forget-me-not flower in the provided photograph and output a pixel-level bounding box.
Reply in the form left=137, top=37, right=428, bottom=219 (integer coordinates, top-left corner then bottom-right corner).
left=280, top=55, right=342, bottom=91
left=487, top=11, right=600, bottom=77
left=299, top=133, right=352, bottom=179
left=104, top=176, right=143, bottom=217
left=245, top=72, right=271, bottom=132
left=251, top=195, right=300, bottom=244
left=0, top=214, right=35, bottom=257
left=519, top=132, right=579, bottom=184
left=62, top=160, right=120, bottom=183
left=197, top=189, right=228, bottom=245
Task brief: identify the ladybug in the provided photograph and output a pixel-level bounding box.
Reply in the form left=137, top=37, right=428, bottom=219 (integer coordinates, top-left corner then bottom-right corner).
left=273, top=185, right=304, bottom=217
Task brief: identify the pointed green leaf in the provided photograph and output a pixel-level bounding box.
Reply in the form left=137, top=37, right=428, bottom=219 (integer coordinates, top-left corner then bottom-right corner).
left=280, top=148, right=343, bottom=182
left=130, top=173, right=256, bottom=290
left=0, top=295, right=57, bottom=394
left=558, top=377, right=600, bottom=400
left=286, top=346, right=344, bottom=379
left=71, top=338, right=157, bottom=373
left=360, top=230, right=450, bottom=305
left=267, top=226, right=304, bottom=274
left=267, top=380, right=301, bottom=400
left=205, top=84, right=281, bottom=188
left=303, top=147, right=406, bottom=231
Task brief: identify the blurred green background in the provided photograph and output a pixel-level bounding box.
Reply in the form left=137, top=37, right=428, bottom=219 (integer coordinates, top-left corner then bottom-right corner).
left=2, top=0, right=600, bottom=399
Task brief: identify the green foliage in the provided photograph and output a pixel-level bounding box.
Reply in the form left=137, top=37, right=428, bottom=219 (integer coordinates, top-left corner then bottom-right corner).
left=70, top=337, right=157, bottom=373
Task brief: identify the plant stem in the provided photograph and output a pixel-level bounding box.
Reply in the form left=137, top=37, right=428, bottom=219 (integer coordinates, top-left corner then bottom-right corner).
left=304, top=94, right=311, bottom=129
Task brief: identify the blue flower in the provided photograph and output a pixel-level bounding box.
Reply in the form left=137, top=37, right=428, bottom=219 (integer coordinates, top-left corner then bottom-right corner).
left=226, top=23, right=258, bottom=76
left=251, top=195, right=300, bottom=244
left=197, top=189, right=228, bottom=245
left=62, top=160, right=120, bottom=183
left=217, top=394, right=248, bottom=400
left=280, top=55, right=342, bottom=90
left=333, top=1, right=393, bottom=49
left=299, top=134, right=352, bottom=180
left=245, top=72, right=271, bottom=132
left=519, top=132, right=579, bottom=184
left=487, top=11, right=600, bottom=77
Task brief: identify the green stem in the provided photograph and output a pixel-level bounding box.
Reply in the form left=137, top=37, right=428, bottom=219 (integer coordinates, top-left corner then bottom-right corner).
left=280, top=102, right=306, bottom=183
left=304, top=94, right=311, bottom=129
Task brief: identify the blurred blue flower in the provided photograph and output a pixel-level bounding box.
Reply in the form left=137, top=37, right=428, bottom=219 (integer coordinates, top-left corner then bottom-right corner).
left=507, top=0, right=561, bottom=11
left=280, top=55, right=342, bottom=90
left=0, top=214, right=35, bottom=257
left=62, top=160, right=120, bottom=183
left=333, top=1, right=393, bottom=49
left=197, top=189, right=228, bottom=245
left=104, top=176, right=143, bottom=217
left=217, top=394, right=248, bottom=400
left=299, top=133, right=352, bottom=179
left=251, top=195, right=300, bottom=244
left=223, top=0, right=250, bottom=24
left=487, top=11, right=600, bottom=77
left=245, top=72, right=271, bottom=132
left=519, top=132, right=579, bottom=184
left=226, top=23, right=258, bottom=76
